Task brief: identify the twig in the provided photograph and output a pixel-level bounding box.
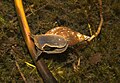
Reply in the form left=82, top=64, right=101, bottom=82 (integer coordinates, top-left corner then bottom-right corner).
left=15, top=60, right=28, bottom=83
left=12, top=46, right=27, bottom=83
left=88, top=0, right=103, bottom=42
left=26, top=3, right=49, bottom=17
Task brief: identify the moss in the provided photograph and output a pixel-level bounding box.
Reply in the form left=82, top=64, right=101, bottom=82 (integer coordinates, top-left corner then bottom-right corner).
left=0, top=0, right=120, bottom=82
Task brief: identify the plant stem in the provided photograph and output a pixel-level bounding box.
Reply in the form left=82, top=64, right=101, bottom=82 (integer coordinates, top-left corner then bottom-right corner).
left=14, top=0, right=57, bottom=83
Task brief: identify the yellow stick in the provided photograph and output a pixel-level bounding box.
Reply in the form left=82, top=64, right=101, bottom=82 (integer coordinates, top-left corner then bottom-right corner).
left=14, top=0, right=57, bottom=82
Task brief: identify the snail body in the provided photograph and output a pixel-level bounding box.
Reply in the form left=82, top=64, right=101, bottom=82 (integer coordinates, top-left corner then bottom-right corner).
left=46, top=27, right=90, bottom=46
left=30, top=34, right=68, bottom=54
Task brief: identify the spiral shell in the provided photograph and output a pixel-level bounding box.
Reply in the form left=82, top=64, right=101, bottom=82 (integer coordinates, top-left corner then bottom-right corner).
left=46, top=27, right=90, bottom=46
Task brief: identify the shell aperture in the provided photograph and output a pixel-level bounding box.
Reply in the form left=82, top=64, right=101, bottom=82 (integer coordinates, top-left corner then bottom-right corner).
left=31, top=34, right=68, bottom=52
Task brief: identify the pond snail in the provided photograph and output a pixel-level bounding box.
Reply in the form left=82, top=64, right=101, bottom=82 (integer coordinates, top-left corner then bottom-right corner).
left=30, top=26, right=90, bottom=56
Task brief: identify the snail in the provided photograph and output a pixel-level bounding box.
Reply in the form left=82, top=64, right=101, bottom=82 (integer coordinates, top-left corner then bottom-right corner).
left=30, top=26, right=90, bottom=59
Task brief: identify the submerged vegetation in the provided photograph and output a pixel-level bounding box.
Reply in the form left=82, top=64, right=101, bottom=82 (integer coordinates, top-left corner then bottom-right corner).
left=0, top=0, right=120, bottom=82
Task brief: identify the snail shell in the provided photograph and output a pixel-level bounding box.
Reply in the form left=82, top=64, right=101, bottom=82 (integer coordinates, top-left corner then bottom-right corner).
left=46, top=27, right=90, bottom=46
